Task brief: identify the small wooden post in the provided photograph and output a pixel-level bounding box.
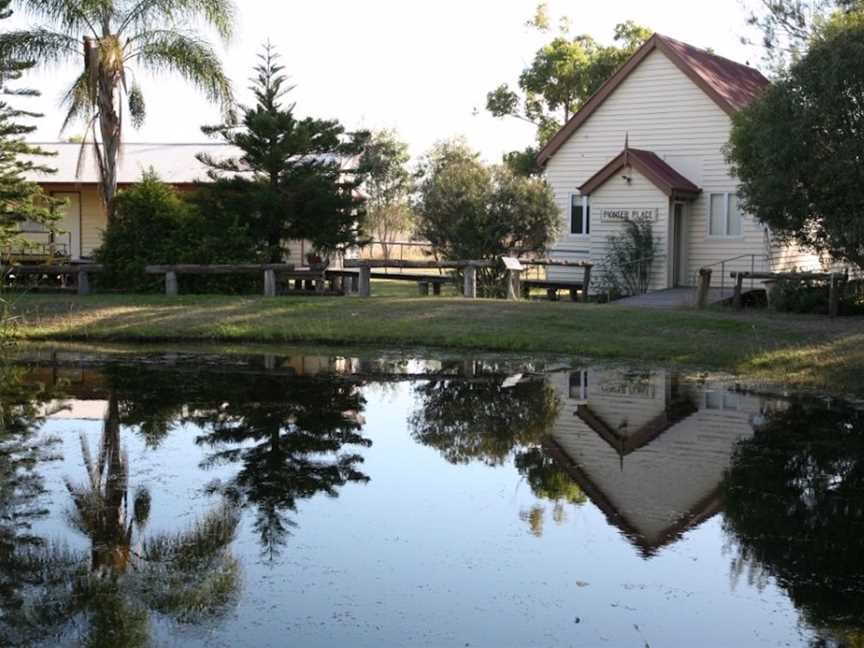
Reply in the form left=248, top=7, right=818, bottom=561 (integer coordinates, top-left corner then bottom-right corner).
left=358, top=266, right=371, bottom=297
left=263, top=269, right=276, bottom=297
left=350, top=273, right=359, bottom=294
left=696, top=268, right=712, bottom=310
left=828, top=273, right=840, bottom=319
left=463, top=266, right=477, bottom=299
left=432, top=282, right=442, bottom=296
left=77, top=270, right=90, bottom=296
left=502, top=257, right=524, bottom=301
left=546, top=288, right=558, bottom=301
left=332, top=275, right=343, bottom=293
left=506, top=270, right=522, bottom=300
left=165, top=271, right=178, bottom=297
left=418, top=281, right=430, bottom=296
left=733, top=273, right=744, bottom=311
left=569, top=288, right=579, bottom=302
left=582, top=266, right=592, bottom=302
left=315, top=277, right=325, bottom=293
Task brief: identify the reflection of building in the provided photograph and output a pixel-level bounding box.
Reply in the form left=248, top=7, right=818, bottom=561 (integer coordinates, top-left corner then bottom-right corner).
left=547, top=369, right=768, bottom=557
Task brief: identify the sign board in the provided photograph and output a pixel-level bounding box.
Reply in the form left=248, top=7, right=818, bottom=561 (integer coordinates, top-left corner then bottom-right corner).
left=600, top=208, right=659, bottom=223
left=501, top=257, right=524, bottom=271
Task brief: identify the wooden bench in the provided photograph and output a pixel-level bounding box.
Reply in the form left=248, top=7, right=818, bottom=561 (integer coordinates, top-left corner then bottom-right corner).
left=144, top=264, right=345, bottom=297
left=521, top=279, right=586, bottom=302
left=2, top=263, right=103, bottom=295
left=369, top=272, right=453, bottom=296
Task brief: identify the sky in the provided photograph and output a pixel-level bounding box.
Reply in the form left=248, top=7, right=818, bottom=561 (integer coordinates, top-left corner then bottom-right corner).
left=7, top=0, right=764, bottom=162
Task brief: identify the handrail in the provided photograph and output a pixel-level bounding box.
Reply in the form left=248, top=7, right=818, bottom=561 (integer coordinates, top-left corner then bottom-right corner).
left=698, top=253, right=770, bottom=298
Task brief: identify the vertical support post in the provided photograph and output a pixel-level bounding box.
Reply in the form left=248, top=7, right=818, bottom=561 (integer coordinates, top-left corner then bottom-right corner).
left=294, top=278, right=302, bottom=291
left=77, top=270, right=90, bottom=296
left=418, top=281, right=430, bottom=296
left=263, top=269, right=276, bottom=297
left=506, top=270, right=521, bottom=301
left=828, top=273, right=840, bottom=319
left=432, top=282, right=442, bottom=296
left=315, top=277, right=325, bottom=293
left=582, top=266, right=592, bottom=302
left=697, top=268, right=712, bottom=310
left=733, top=273, right=744, bottom=311
left=350, top=273, right=359, bottom=294
left=358, top=266, right=371, bottom=298
left=463, top=266, right=477, bottom=299
left=165, top=271, right=178, bottom=297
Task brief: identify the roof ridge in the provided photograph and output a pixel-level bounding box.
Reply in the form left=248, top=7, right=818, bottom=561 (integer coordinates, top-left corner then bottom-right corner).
left=655, top=33, right=760, bottom=71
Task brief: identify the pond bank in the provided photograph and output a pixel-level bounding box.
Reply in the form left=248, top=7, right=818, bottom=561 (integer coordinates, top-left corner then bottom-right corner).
left=5, top=293, right=863, bottom=394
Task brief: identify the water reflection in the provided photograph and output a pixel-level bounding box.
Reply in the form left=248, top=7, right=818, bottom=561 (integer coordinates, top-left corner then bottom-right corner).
left=1, top=348, right=862, bottom=646
left=724, top=397, right=864, bottom=646
left=190, top=374, right=371, bottom=559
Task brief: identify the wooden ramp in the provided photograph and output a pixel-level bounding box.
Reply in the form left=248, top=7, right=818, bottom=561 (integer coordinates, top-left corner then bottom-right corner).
left=614, top=287, right=742, bottom=308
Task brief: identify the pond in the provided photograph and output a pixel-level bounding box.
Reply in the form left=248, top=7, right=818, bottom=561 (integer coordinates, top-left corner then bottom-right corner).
left=1, top=346, right=862, bottom=647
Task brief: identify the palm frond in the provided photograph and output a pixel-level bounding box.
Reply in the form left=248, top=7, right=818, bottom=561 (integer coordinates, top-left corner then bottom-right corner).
left=118, top=0, right=235, bottom=41
left=132, top=31, right=233, bottom=114
left=59, top=70, right=93, bottom=133
left=14, top=0, right=102, bottom=36
left=0, top=28, right=80, bottom=68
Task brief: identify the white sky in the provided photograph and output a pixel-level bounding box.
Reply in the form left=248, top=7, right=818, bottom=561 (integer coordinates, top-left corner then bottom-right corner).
left=8, top=0, right=763, bottom=162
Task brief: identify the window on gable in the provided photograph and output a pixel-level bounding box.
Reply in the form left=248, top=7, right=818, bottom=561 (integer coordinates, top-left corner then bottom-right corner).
left=709, top=193, right=744, bottom=237
left=570, top=194, right=590, bottom=236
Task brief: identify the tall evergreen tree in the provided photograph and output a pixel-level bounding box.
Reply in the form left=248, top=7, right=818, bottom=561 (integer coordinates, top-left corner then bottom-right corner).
left=199, top=44, right=370, bottom=263
left=0, top=0, right=57, bottom=253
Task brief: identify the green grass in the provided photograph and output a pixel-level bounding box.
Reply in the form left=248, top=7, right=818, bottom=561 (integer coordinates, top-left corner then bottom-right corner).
left=5, top=281, right=863, bottom=394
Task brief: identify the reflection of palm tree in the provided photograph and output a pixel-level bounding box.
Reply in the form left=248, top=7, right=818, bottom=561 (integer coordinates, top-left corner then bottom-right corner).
left=3, top=395, right=242, bottom=648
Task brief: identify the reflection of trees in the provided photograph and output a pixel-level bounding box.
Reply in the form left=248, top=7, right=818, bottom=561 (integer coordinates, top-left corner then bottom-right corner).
left=410, top=375, right=585, bottom=536
left=723, top=399, right=864, bottom=644
left=410, top=377, right=560, bottom=466
left=191, top=375, right=372, bottom=559
left=1, top=392, right=241, bottom=648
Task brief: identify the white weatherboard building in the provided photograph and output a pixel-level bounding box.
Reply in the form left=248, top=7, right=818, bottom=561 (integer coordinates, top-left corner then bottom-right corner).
left=539, top=33, right=821, bottom=291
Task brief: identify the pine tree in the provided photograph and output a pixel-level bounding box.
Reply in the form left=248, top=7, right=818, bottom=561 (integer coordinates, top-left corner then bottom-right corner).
left=0, top=0, right=57, bottom=253
left=198, top=44, right=370, bottom=263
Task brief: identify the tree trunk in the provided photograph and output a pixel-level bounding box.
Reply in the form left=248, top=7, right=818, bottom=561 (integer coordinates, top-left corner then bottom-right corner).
left=98, top=66, right=121, bottom=223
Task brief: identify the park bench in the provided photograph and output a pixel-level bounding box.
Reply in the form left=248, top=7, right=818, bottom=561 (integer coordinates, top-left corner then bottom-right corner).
left=521, top=279, right=587, bottom=302
left=368, top=271, right=453, bottom=296
left=1, top=263, right=103, bottom=295
left=144, top=264, right=346, bottom=297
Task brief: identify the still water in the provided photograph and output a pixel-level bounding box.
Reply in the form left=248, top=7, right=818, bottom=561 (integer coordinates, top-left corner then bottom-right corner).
left=1, top=347, right=862, bottom=647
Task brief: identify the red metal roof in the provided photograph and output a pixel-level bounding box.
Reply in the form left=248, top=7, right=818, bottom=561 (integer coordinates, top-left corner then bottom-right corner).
left=658, top=35, right=770, bottom=113
left=579, top=148, right=702, bottom=199
left=538, top=34, right=770, bottom=166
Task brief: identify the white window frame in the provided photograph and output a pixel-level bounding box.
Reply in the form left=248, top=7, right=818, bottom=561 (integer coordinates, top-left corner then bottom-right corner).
left=707, top=192, right=744, bottom=239
left=569, top=193, right=590, bottom=238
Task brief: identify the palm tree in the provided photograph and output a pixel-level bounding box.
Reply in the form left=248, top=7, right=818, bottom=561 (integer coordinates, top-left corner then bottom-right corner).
left=0, top=0, right=236, bottom=217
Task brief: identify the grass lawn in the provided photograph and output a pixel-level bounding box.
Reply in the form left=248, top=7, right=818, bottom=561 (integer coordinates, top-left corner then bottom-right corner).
left=4, top=279, right=863, bottom=394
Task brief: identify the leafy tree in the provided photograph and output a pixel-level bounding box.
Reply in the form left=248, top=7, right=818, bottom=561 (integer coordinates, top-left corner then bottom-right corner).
left=727, top=16, right=864, bottom=272
left=487, top=7, right=650, bottom=173
left=95, top=172, right=256, bottom=291
left=0, top=0, right=58, bottom=254
left=358, top=129, right=414, bottom=259
left=723, top=397, right=864, bottom=641
left=414, top=139, right=559, bottom=292
left=0, top=0, right=236, bottom=217
left=744, top=0, right=863, bottom=70
left=199, top=44, right=370, bottom=263
left=191, top=373, right=372, bottom=560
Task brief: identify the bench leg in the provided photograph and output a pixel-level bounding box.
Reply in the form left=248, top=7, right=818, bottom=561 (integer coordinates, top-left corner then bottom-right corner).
left=569, top=288, right=579, bottom=302
left=432, top=282, right=442, bottom=296
left=547, top=288, right=559, bottom=301
left=418, top=282, right=430, bottom=296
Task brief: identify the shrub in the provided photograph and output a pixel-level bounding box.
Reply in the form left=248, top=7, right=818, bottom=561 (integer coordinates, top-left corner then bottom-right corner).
left=597, top=217, right=659, bottom=297
left=770, top=277, right=864, bottom=315
left=95, top=172, right=257, bottom=293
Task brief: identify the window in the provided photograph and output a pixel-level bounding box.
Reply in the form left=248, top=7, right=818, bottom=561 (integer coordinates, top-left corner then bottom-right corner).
left=708, top=193, right=744, bottom=237
left=19, top=218, right=49, bottom=233
left=569, top=371, right=589, bottom=400
left=570, top=194, right=590, bottom=236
